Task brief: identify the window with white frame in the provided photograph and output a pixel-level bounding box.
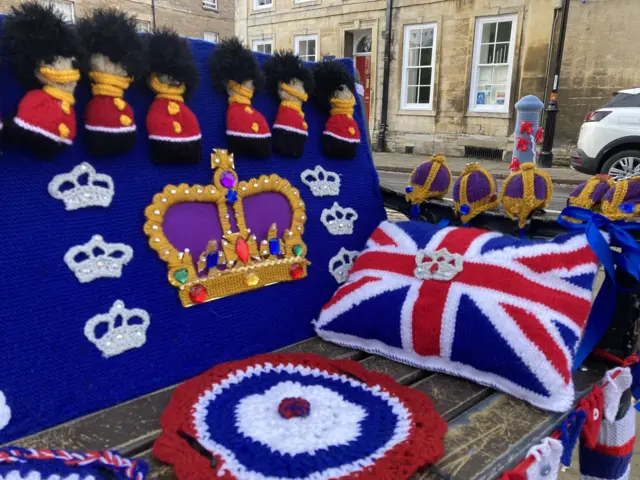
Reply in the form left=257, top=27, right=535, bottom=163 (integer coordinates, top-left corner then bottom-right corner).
left=254, top=0, right=273, bottom=9
left=400, top=23, right=437, bottom=110
left=252, top=39, right=273, bottom=55
left=204, top=31, right=219, bottom=43
left=202, top=0, right=217, bottom=9
left=469, top=15, right=517, bottom=112
left=42, top=0, right=74, bottom=23
left=135, top=20, right=151, bottom=33
left=294, top=34, right=318, bottom=62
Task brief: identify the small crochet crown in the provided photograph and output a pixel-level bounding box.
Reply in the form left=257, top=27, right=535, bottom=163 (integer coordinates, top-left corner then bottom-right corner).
left=329, top=247, right=358, bottom=284
left=405, top=154, right=452, bottom=205
left=48, top=162, right=114, bottom=210
left=300, top=165, right=340, bottom=197
left=500, top=163, right=553, bottom=228
left=144, top=149, right=309, bottom=307
left=567, top=174, right=614, bottom=211
left=321, top=202, right=358, bottom=235
left=84, top=300, right=150, bottom=358
left=452, top=163, right=499, bottom=224
left=601, top=176, right=640, bottom=220
left=64, top=235, right=133, bottom=283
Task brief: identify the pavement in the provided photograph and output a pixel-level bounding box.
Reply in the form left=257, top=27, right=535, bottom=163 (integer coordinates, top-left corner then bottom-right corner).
left=373, top=151, right=591, bottom=186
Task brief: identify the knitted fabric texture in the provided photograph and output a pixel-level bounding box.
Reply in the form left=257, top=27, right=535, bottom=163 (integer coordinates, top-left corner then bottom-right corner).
left=452, top=163, right=499, bottom=224
left=567, top=175, right=614, bottom=211
left=500, top=163, right=553, bottom=228
left=0, top=446, right=148, bottom=480
left=524, top=437, right=564, bottom=480
left=315, top=220, right=602, bottom=412
left=153, top=353, right=446, bottom=479
left=0, top=33, right=384, bottom=446
left=601, top=176, right=640, bottom=220
left=405, top=154, right=452, bottom=205
left=579, top=367, right=635, bottom=480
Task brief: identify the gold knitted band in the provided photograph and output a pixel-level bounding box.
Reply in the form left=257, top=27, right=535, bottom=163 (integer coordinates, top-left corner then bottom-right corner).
left=228, top=80, right=254, bottom=100
left=330, top=97, right=355, bottom=116
left=280, top=82, right=308, bottom=102
left=39, top=67, right=80, bottom=84
left=150, top=74, right=185, bottom=102
left=89, top=71, right=132, bottom=97
left=280, top=100, right=304, bottom=117
left=43, top=85, right=75, bottom=105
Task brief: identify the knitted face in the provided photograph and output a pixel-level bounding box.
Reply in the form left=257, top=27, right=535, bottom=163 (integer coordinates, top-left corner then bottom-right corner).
left=89, top=53, right=128, bottom=77
left=156, top=73, right=182, bottom=87
left=278, top=78, right=305, bottom=103
left=333, top=84, right=354, bottom=102
left=35, top=56, right=78, bottom=93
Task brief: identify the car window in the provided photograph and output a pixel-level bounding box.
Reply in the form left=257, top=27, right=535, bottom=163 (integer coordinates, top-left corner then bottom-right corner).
left=601, top=93, right=640, bottom=108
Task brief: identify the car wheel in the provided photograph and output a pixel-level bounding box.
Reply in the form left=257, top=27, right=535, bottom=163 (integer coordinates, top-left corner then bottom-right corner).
left=601, top=150, right=640, bottom=180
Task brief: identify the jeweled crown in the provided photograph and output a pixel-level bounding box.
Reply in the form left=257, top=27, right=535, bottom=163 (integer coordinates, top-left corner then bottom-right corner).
left=64, top=235, right=133, bottom=283
left=84, top=301, right=150, bottom=358
left=143, top=149, right=310, bottom=307
left=48, top=162, right=114, bottom=211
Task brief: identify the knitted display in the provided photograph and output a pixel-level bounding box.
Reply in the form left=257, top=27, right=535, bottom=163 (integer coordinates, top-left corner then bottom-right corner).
left=153, top=353, right=446, bottom=479
left=210, top=38, right=271, bottom=158
left=580, top=367, right=635, bottom=480
left=601, top=176, right=640, bottom=220
left=524, top=438, right=564, bottom=480
left=78, top=9, right=144, bottom=157
left=0, top=446, right=148, bottom=480
left=567, top=175, right=614, bottom=211
left=315, top=220, right=602, bottom=412
left=264, top=52, right=314, bottom=158
left=405, top=154, right=452, bottom=205
left=577, top=385, right=604, bottom=449
left=452, top=163, right=499, bottom=224
left=313, top=61, right=361, bottom=159
left=3, top=2, right=83, bottom=159
left=512, top=95, right=544, bottom=165
left=146, top=29, right=202, bottom=165
left=500, top=163, right=553, bottom=228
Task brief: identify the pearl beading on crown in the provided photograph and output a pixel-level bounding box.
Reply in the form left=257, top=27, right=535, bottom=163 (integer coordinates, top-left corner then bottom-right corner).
left=414, top=248, right=463, bottom=281
left=300, top=165, right=340, bottom=197
left=84, top=301, right=150, bottom=358
left=48, top=162, right=114, bottom=211
left=329, top=247, right=359, bottom=284
left=64, top=235, right=134, bottom=283
left=321, top=202, right=358, bottom=235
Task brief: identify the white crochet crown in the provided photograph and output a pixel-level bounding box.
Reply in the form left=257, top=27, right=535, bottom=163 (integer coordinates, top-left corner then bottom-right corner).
left=84, top=301, right=150, bottom=358
left=321, top=202, right=358, bottom=235
left=329, top=248, right=359, bottom=284
left=300, top=165, right=340, bottom=197
left=48, top=162, right=114, bottom=211
left=64, top=235, right=134, bottom=283
left=414, top=248, right=463, bottom=281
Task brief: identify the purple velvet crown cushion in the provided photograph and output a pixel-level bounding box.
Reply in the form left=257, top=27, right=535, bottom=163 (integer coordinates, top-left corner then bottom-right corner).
left=315, top=221, right=601, bottom=412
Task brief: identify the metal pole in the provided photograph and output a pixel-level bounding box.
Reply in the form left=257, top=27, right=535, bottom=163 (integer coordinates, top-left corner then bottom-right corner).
left=376, top=0, right=393, bottom=152
left=539, top=0, right=571, bottom=167
left=151, top=0, right=157, bottom=30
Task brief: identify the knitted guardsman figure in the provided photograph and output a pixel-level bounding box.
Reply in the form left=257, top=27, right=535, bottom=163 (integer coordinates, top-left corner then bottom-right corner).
left=263, top=51, right=314, bottom=158
left=210, top=38, right=271, bottom=158
left=314, top=61, right=361, bottom=159
left=77, top=9, right=144, bottom=156
left=3, top=2, right=82, bottom=159
left=146, top=29, right=202, bottom=165
left=453, top=163, right=500, bottom=224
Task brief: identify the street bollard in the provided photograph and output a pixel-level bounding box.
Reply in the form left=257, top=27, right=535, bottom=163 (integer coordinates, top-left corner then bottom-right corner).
left=511, top=95, right=544, bottom=171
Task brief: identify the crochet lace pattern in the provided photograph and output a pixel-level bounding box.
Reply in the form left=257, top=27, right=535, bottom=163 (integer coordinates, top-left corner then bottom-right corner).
left=153, top=353, right=446, bottom=479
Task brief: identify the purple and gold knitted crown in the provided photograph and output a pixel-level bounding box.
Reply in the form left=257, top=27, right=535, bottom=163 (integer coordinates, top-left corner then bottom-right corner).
left=500, top=163, right=553, bottom=228
left=567, top=174, right=614, bottom=210
left=452, top=163, right=499, bottom=224
left=405, top=154, right=452, bottom=204
left=601, top=176, right=640, bottom=220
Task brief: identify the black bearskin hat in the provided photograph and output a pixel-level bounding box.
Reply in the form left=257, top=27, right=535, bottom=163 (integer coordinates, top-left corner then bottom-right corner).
left=147, top=28, right=199, bottom=97
left=313, top=60, right=356, bottom=112
left=3, top=1, right=83, bottom=89
left=77, top=8, right=145, bottom=79
left=263, top=50, right=314, bottom=98
left=210, top=37, right=261, bottom=91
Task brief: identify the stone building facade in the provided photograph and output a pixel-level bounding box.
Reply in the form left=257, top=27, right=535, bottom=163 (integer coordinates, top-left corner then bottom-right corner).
left=0, top=0, right=235, bottom=41
left=237, top=0, right=637, bottom=158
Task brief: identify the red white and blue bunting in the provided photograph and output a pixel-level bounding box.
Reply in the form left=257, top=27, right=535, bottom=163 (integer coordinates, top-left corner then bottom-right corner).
left=154, top=353, right=447, bottom=479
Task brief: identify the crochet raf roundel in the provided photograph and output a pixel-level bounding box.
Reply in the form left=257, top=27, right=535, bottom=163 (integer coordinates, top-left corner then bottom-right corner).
left=153, top=353, right=446, bottom=480
left=315, top=221, right=603, bottom=412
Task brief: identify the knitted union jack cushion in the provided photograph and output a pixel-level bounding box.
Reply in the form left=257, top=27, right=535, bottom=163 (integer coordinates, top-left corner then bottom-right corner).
left=315, top=221, right=602, bottom=412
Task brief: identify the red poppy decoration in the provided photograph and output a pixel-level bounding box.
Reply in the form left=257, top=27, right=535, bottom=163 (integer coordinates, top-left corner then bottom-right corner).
left=509, top=157, right=521, bottom=173
left=577, top=385, right=604, bottom=449
left=516, top=137, right=531, bottom=152
left=535, top=127, right=545, bottom=143
left=520, top=120, right=534, bottom=135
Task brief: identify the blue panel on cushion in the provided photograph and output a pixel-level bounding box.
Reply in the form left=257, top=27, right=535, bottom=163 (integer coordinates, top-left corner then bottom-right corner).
left=564, top=273, right=596, bottom=290
left=450, top=294, right=550, bottom=398
left=0, top=32, right=386, bottom=442
left=322, top=285, right=407, bottom=349
left=552, top=320, right=579, bottom=353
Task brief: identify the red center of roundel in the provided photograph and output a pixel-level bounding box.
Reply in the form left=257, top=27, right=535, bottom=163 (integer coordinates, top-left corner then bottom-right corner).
left=278, top=397, right=311, bottom=419
left=236, top=237, right=250, bottom=263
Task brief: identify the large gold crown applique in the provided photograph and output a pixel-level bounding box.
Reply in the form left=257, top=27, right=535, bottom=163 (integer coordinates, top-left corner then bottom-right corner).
left=143, top=149, right=309, bottom=307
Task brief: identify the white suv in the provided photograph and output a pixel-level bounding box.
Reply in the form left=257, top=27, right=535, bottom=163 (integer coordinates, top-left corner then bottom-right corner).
left=571, top=88, right=640, bottom=180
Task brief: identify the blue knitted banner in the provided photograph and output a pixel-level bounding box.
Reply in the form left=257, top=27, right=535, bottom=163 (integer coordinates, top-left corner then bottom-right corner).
left=0, top=35, right=385, bottom=443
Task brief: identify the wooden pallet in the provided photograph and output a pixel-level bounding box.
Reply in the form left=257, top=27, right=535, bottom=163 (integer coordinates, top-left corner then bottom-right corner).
left=7, top=337, right=607, bottom=480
